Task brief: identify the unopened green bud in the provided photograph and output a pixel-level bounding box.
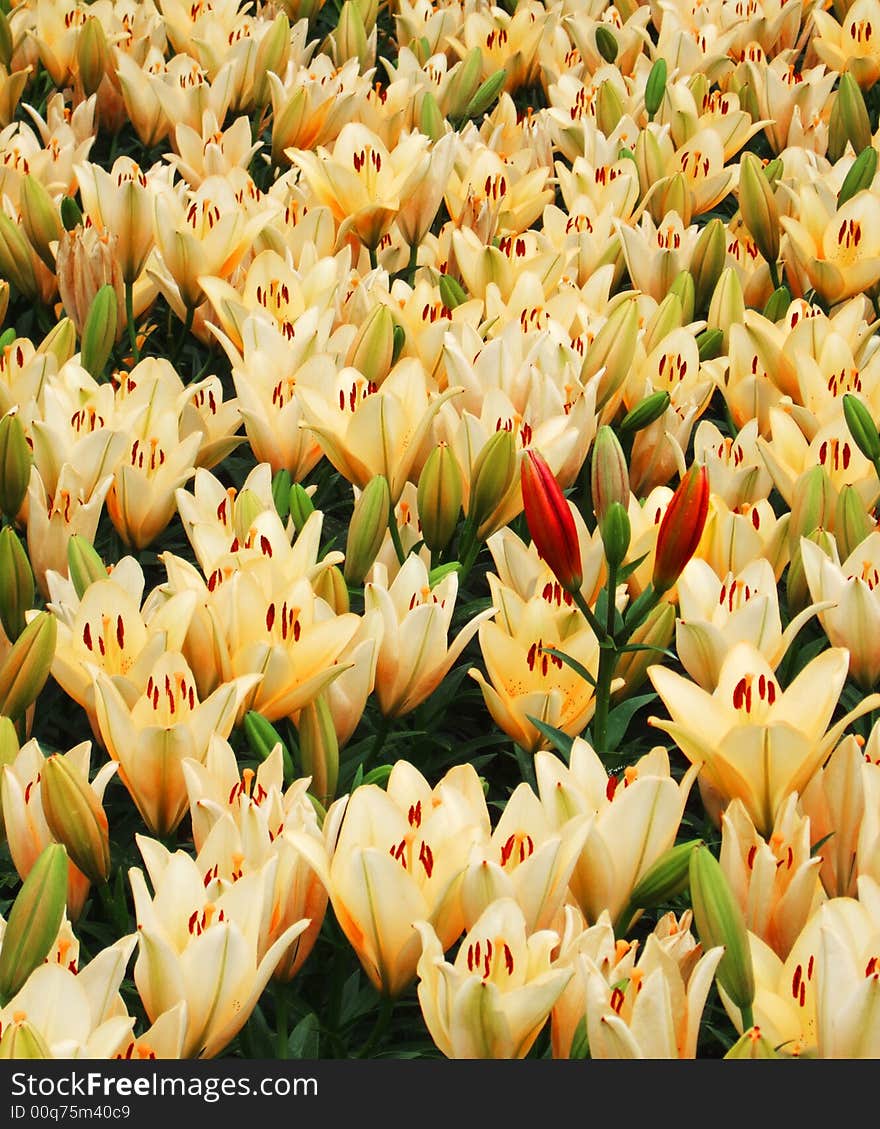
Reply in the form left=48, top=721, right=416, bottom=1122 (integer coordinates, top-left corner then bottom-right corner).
left=346, top=303, right=395, bottom=385
left=313, top=562, right=350, bottom=614
left=464, top=68, right=507, bottom=120
left=707, top=267, right=746, bottom=349
left=344, top=475, right=390, bottom=585
left=439, top=272, right=468, bottom=310
left=40, top=754, right=111, bottom=885
left=619, top=390, right=670, bottom=433
left=657, top=172, right=691, bottom=225
left=67, top=535, right=107, bottom=598
left=20, top=174, right=62, bottom=273
left=232, top=489, right=266, bottom=543
left=38, top=318, right=76, bottom=366
left=0, top=1016, right=51, bottom=1058
left=446, top=47, right=483, bottom=122
left=468, top=428, right=517, bottom=537
left=596, top=78, right=624, bottom=134
left=690, top=217, right=727, bottom=315
left=0, top=611, right=57, bottom=724
left=419, top=91, right=446, bottom=142
left=0, top=412, right=32, bottom=521
left=0, top=528, right=34, bottom=643
left=272, top=469, right=292, bottom=520
left=843, top=392, right=880, bottom=464
left=838, top=146, right=879, bottom=208
left=644, top=293, right=683, bottom=353
left=669, top=270, right=695, bottom=324
left=252, top=12, right=291, bottom=108
left=76, top=15, right=108, bottom=98
left=418, top=442, right=463, bottom=553
left=599, top=500, right=631, bottom=570
left=835, top=483, right=873, bottom=559
left=829, top=72, right=872, bottom=163
left=0, top=843, right=68, bottom=1006
left=762, top=285, right=791, bottom=323
left=634, top=126, right=666, bottom=198
left=724, top=1026, right=780, bottom=1059
left=60, top=196, right=83, bottom=232
left=788, top=464, right=834, bottom=550
left=0, top=212, right=37, bottom=301
left=583, top=296, right=640, bottom=409
left=644, top=57, right=667, bottom=119
left=763, top=157, right=784, bottom=188
left=617, top=836, right=703, bottom=931
left=689, top=843, right=755, bottom=1020
left=80, top=284, right=117, bottom=380
left=288, top=484, right=315, bottom=533
left=330, top=0, right=369, bottom=68
left=244, top=710, right=295, bottom=784
left=0, top=715, right=19, bottom=840
left=297, top=693, right=339, bottom=809
left=595, top=25, right=619, bottom=63
left=697, top=326, right=725, bottom=361
left=392, top=324, right=406, bottom=366
left=591, top=425, right=630, bottom=523
left=739, top=152, right=780, bottom=269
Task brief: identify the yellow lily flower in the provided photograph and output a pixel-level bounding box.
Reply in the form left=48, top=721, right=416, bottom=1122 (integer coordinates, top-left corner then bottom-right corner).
left=92, top=652, right=259, bottom=836
left=414, top=897, right=571, bottom=1058
left=129, top=835, right=309, bottom=1059
left=697, top=493, right=791, bottom=581
left=74, top=154, right=159, bottom=285
left=325, top=761, right=491, bottom=997
left=649, top=641, right=880, bottom=835
left=812, top=0, right=880, bottom=88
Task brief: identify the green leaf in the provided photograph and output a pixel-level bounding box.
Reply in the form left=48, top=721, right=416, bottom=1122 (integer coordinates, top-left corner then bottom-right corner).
left=526, top=715, right=573, bottom=759
left=604, top=692, right=657, bottom=750
left=288, top=1013, right=321, bottom=1059
left=542, top=647, right=597, bottom=688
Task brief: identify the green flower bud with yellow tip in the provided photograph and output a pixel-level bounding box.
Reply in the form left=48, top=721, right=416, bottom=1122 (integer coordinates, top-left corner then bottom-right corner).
left=689, top=843, right=755, bottom=1026
left=67, top=535, right=107, bottom=599
left=314, top=563, right=350, bottom=614
left=468, top=428, right=517, bottom=540
left=0, top=715, right=19, bottom=842
left=788, top=464, right=834, bottom=552
left=232, top=489, right=266, bottom=543
left=643, top=291, right=684, bottom=353
left=707, top=266, right=746, bottom=350
left=829, top=73, right=872, bottom=163
left=445, top=46, right=483, bottom=124
left=738, top=152, right=780, bottom=274
left=689, top=217, right=727, bottom=315
left=80, top=284, right=117, bottom=381
left=344, top=475, right=391, bottom=585
left=244, top=710, right=295, bottom=784
left=656, top=171, right=692, bottom=226
left=696, top=327, right=724, bottom=361
left=252, top=11, right=291, bottom=109
left=38, top=318, right=76, bottom=367
left=419, top=91, right=446, bottom=143
left=297, top=692, right=339, bottom=809
left=40, top=754, right=111, bottom=886
left=76, top=15, right=108, bottom=98
left=0, top=212, right=37, bottom=301
left=327, top=0, right=369, bottom=68
left=346, top=303, right=395, bottom=386
left=0, top=843, right=68, bottom=1006
left=787, top=528, right=835, bottom=616
left=0, top=611, right=57, bottom=725
left=582, top=296, right=640, bottom=410
left=20, top=173, right=62, bottom=274
left=0, top=527, right=34, bottom=643
left=418, top=442, right=463, bottom=553
left=0, top=411, right=32, bottom=521
left=0, top=1017, right=51, bottom=1059
left=669, top=270, right=695, bottom=324
left=288, top=484, right=315, bottom=533
left=590, top=425, right=630, bottom=524
left=596, top=78, right=624, bottom=134
left=835, top=483, right=873, bottom=560
left=439, top=272, right=468, bottom=310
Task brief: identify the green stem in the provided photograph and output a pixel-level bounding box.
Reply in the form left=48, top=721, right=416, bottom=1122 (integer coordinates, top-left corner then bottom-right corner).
left=124, top=280, right=139, bottom=364
left=388, top=507, right=407, bottom=566
left=368, top=243, right=378, bottom=272
left=570, top=587, right=612, bottom=646
left=171, top=304, right=195, bottom=371
left=357, top=994, right=394, bottom=1059
left=405, top=241, right=419, bottom=287
left=275, top=981, right=289, bottom=1059
left=768, top=259, right=780, bottom=292
left=591, top=561, right=619, bottom=756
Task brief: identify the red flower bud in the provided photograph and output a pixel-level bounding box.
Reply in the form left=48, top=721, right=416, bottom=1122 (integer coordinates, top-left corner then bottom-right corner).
left=520, top=449, right=583, bottom=592
left=652, top=463, right=709, bottom=593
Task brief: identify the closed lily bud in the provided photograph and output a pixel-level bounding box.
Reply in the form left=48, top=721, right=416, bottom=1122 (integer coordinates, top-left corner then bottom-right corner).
left=0, top=842, right=68, bottom=1006
left=313, top=563, right=350, bottom=613
left=788, top=464, right=834, bottom=551
left=0, top=527, right=34, bottom=643
left=669, top=270, right=695, bottom=324
left=20, top=174, right=62, bottom=274
left=67, top=534, right=108, bottom=598
left=439, top=273, right=468, bottom=310
left=0, top=412, right=32, bottom=521
left=595, top=25, right=619, bottom=63
left=634, top=128, right=666, bottom=201
left=591, top=425, right=630, bottom=524
left=40, top=754, right=111, bottom=886
left=38, top=319, right=76, bottom=367
left=596, top=79, right=624, bottom=135
left=644, top=57, right=667, bottom=119
left=612, top=598, right=675, bottom=703
left=0, top=716, right=19, bottom=840
left=619, top=390, right=670, bottom=433
left=707, top=267, right=746, bottom=350
left=838, top=146, right=879, bottom=208
left=60, top=196, right=83, bottom=232
left=643, top=293, right=683, bottom=353
left=330, top=1, right=369, bottom=68
left=696, top=327, right=724, bottom=361
left=689, top=217, right=727, bottom=315
left=842, top=392, right=880, bottom=466
left=418, top=442, right=463, bottom=553
left=689, top=843, right=756, bottom=1023
left=599, top=500, right=631, bottom=570
left=80, top=284, right=117, bottom=381
left=521, top=448, right=583, bottom=593
left=652, top=463, right=710, bottom=593
left=0, top=611, right=57, bottom=724
left=272, top=469, right=292, bottom=520
left=0, top=1017, right=51, bottom=1059
left=76, top=16, right=108, bottom=99
left=724, top=1027, right=779, bottom=1059
left=464, top=69, right=507, bottom=121
left=344, top=475, right=391, bottom=585
left=468, top=428, right=517, bottom=538
left=446, top=47, right=483, bottom=124
left=762, top=286, right=791, bottom=322
left=617, top=837, right=703, bottom=932
left=244, top=710, right=295, bottom=784
left=346, top=303, right=395, bottom=386
left=0, top=212, right=37, bottom=300
left=297, top=692, right=339, bottom=809
left=658, top=172, right=692, bottom=226
left=738, top=153, right=780, bottom=270
left=835, top=484, right=873, bottom=559
left=288, top=484, right=315, bottom=533
left=419, top=91, right=446, bottom=143
left=582, top=296, right=640, bottom=410
left=829, top=73, right=872, bottom=163
left=252, top=12, right=291, bottom=109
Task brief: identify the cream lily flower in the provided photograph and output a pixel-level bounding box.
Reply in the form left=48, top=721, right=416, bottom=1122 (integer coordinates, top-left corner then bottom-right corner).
left=414, top=897, right=571, bottom=1059
left=364, top=556, right=495, bottom=718
left=696, top=494, right=791, bottom=581
left=0, top=934, right=138, bottom=1059
left=91, top=652, right=259, bottom=836
left=675, top=556, right=828, bottom=689
left=812, top=0, right=880, bottom=88
left=720, top=794, right=826, bottom=961
left=325, top=760, right=490, bottom=997
left=129, top=836, right=308, bottom=1059
left=649, top=641, right=880, bottom=835
left=74, top=155, right=159, bottom=285
left=693, top=418, right=773, bottom=509
left=536, top=740, right=699, bottom=928
left=801, top=532, right=880, bottom=688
